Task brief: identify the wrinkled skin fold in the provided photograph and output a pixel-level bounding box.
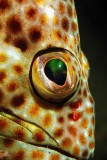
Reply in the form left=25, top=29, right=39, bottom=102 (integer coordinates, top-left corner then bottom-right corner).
left=0, top=0, right=95, bottom=160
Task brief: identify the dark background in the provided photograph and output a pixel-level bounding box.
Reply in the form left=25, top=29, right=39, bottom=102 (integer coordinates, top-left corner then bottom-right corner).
left=75, top=1, right=107, bottom=160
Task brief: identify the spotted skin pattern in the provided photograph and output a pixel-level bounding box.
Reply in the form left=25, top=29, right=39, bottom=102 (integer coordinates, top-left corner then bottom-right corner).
left=0, top=0, right=95, bottom=160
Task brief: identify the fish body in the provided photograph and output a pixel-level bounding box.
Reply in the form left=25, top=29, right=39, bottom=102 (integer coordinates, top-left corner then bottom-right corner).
left=0, top=0, right=95, bottom=160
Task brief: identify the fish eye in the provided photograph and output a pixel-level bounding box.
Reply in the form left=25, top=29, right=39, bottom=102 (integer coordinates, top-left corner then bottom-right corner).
left=30, top=48, right=81, bottom=103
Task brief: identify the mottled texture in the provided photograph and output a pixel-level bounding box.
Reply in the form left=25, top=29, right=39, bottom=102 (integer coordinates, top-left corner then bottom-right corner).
left=0, top=0, right=95, bottom=160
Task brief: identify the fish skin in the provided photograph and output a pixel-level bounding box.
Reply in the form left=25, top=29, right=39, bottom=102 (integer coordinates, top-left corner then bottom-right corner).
left=0, top=0, right=95, bottom=159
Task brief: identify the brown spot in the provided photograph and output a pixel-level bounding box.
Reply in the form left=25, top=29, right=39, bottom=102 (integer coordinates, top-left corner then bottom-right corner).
left=57, top=1, right=65, bottom=14
left=14, top=128, right=25, bottom=141
left=69, top=99, right=81, bottom=110
left=28, top=105, right=40, bottom=117
left=14, top=37, right=28, bottom=52
left=57, top=116, right=64, bottom=124
left=26, top=6, right=38, bottom=20
left=67, top=4, right=73, bottom=17
left=83, top=89, right=87, bottom=97
left=82, top=149, right=88, bottom=158
left=13, top=65, right=23, bottom=74
left=7, top=82, right=18, bottom=92
left=61, top=17, right=69, bottom=31
left=0, top=71, right=6, bottom=83
left=61, top=137, right=72, bottom=148
left=68, top=112, right=81, bottom=121
left=81, top=118, right=89, bottom=129
left=3, top=138, right=14, bottom=147
left=6, top=16, right=22, bottom=34
left=0, top=89, right=4, bottom=103
left=79, top=134, right=87, bottom=145
left=42, top=113, right=53, bottom=127
left=0, top=0, right=10, bottom=13
left=0, top=119, right=8, bottom=131
left=31, top=150, right=44, bottom=159
left=50, top=154, right=60, bottom=160
left=34, top=131, right=45, bottom=142
left=73, top=144, right=80, bottom=155
left=39, top=13, right=48, bottom=25
left=70, top=0, right=73, bottom=3
left=13, top=150, right=25, bottom=160
left=29, top=27, right=42, bottom=43
left=71, top=21, right=77, bottom=32
left=89, top=141, right=95, bottom=149
left=11, top=94, right=26, bottom=108
left=54, top=128, right=63, bottom=138
left=68, top=125, right=77, bottom=137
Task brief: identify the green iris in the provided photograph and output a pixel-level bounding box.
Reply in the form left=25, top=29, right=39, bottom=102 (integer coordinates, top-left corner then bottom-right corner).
left=44, top=59, right=67, bottom=85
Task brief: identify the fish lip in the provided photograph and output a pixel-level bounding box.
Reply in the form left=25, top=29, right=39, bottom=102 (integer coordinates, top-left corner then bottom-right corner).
left=0, top=107, right=92, bottom=160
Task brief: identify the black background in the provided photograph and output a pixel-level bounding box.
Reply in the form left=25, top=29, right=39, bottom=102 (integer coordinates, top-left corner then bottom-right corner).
left=75, top=1, right=107, bottom=160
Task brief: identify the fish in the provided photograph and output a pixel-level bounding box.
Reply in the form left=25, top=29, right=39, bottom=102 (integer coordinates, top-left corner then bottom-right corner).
left=0, top=0, right=95, bottom=159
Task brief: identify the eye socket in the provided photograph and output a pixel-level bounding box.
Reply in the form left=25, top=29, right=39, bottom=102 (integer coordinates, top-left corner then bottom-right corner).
left=30, top=48, right=81, bottom=103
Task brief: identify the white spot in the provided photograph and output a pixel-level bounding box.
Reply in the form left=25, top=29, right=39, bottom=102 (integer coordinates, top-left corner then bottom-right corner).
left=45, top=6, right=54, bottom=19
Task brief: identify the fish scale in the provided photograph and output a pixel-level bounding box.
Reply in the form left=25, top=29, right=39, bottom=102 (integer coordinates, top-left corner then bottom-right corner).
left=0, top=0, right=95, bottom=160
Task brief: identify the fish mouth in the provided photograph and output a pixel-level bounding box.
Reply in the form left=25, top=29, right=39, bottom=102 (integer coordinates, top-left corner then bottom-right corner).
left=0, top=107, right=91, bottom=160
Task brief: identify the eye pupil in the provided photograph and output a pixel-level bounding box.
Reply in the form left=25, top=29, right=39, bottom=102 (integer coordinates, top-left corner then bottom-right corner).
left=44, top=59, right=67, bottom=85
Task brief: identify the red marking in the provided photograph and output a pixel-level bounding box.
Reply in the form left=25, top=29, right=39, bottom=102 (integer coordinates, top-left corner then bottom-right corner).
left=69, top=99, right=82, bottom=110
left=68, top=112, right=81, bottom=121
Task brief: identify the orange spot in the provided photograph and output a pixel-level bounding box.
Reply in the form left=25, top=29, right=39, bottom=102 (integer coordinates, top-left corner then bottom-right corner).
left=73, top=144, right=80, bottom=155
left=88, top=128, right=93, bottom=137
left=34, top=131, right=45, bottom=142
left=52, top=30, right=62, bottom=41
left=71, top=21, right=77, bottom=32
left=26, top=6, right=38, bottom=20
left=79, top=134, right=87, bottom=145
left=13, top=150, right=25, bottom=160
left=57, top=1, right=65, bottom=14
left=39, top=13, right=48, bottom=25
left=31, top=150, right=44, bottom=159
left=14, top=128, right=25, bottom=141
left=0, top=119, right=8, bottom=131
left=61, top=137, right=72, bottom=148
left=89, top=141, right=95, bottom=149
left=50, top=154, right=60, bottom=160
left=28, top=105, right=40, bottom=117
left=42, top=113, right=53, bottom=127
left=3, top=138, right=14, bottom=147
left=67, top=4, right=73, bottom=17
left=83, top=89, right=87, bottom=97
left=89, top=96, right=94, bottom=104
left=63, top=35, right=68, bottom=43
left=0, top=54, right=7, bottom=63
left=86, top=107, right=93, bottom=114
left=68, top=125, right=77, bottom=137
left=54, top=128, right=63, bottom=138
left=34, top=0, right=45, bottom=5
left=81, top=118, right=89, bottom=129
left=53, top=16, right=59, bottom=26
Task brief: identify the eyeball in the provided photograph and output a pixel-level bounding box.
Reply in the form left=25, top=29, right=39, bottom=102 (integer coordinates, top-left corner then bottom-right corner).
left=30, top=48, right=81, bottom=103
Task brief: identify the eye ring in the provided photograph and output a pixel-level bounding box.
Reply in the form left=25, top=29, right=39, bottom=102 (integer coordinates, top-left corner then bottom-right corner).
left=29, top=47, right=81, bottom=103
